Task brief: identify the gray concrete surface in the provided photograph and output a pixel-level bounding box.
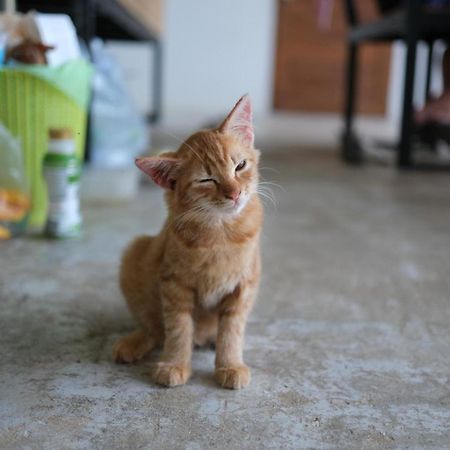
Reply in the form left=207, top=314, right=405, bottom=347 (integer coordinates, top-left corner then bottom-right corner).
left=1, top=147, right=450, bottom=449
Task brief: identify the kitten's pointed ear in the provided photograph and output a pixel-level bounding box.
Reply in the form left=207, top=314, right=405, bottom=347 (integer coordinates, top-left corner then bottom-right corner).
left=219, top=94, right=254, bottom=147
left=135, top=154, right=181, bottom=190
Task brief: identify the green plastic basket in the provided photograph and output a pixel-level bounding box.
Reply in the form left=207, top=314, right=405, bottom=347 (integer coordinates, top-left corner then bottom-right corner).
left=0, top=59, right=92, bottom=228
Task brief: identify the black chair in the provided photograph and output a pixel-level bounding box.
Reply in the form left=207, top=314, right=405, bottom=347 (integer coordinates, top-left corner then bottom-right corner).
left=342, top=0, right=450, bottom=167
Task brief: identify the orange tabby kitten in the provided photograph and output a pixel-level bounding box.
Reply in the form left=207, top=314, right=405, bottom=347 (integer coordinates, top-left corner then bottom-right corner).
left=113, top=95, right=263, bottom=389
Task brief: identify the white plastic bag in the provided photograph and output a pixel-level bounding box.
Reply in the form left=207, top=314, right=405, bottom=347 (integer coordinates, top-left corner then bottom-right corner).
left=89, top=38, right=149, bottom=168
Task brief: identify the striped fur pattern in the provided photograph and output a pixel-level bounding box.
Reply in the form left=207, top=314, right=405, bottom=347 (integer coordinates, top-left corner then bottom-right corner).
left=113, top=96, right=263, bottom=389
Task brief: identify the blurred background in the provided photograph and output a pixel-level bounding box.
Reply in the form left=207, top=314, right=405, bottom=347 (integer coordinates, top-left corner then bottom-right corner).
left=1, top=1, right=450, bottom=448
left=2, top=0, right=450, bottom=232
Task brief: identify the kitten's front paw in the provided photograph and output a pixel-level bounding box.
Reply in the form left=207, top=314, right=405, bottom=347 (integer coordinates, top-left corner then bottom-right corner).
left=215, top=365, right=251, bottom=389
left=152, top=362, right=191, bottom=387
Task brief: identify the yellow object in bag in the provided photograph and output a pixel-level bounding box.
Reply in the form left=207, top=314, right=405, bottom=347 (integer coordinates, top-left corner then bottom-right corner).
left=0, top=188, right=30, bottom=239
left=0, top=124, right=30, bottom=239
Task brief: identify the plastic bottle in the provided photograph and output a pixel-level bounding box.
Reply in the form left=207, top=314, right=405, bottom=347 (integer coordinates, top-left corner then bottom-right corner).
left=43, top=128, right=82, bottom=238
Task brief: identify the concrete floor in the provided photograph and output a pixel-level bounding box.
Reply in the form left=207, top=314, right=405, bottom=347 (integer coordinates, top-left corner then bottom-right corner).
left=1, top=145, right=450, bottom=449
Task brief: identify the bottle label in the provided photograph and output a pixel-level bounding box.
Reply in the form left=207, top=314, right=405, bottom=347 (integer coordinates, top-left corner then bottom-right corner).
left=43, top=152, right=81, bottom=238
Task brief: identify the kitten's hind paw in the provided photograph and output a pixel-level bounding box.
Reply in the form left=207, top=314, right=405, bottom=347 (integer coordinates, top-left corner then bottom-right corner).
left=215, top=365, right=251, bottom=389
left=112, top=341, right=140, bottom=364
left=152, top=362, right=191, bottom=387
left=112, top=331, right=154, bottom=364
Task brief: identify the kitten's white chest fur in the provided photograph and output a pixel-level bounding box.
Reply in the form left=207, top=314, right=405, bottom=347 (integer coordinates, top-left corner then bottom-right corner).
left=201, top=278, right=239, bottom=309
left=196, top=243, right=255, bottom=309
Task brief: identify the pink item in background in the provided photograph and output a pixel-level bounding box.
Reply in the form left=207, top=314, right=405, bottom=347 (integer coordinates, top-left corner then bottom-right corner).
left=316, top=0, right=335, bottom=31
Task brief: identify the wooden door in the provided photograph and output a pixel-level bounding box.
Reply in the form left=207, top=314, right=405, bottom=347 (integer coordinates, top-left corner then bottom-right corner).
left=274, top=0, right=391, bottom=115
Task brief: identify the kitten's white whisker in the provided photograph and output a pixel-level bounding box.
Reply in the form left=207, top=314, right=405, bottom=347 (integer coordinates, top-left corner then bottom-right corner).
left=257, top=183, right=277, bottom=199
left=257, top=193, right=274, bottom=207
left=258, top=181, right=286, bottom=193
left=257, top=192, right=277, bottom=211
left=257, top=188, right=276, bottom=202
left=256, top=184, right=277, bottom=210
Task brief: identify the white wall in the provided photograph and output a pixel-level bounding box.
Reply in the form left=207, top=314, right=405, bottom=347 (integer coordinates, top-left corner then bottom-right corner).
left=106, top=0, right=277, bottom=125
left=163, top=0, right=277, bottom=124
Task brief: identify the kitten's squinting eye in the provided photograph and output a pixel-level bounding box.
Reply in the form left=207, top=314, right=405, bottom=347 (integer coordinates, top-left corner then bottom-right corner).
left=235, top=160, right=246, bottom=172
left=198, top=178, right=215, bottom=184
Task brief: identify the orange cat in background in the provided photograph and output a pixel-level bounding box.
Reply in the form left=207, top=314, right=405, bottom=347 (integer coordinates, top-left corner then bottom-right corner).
left=113, top=95, right=263, bottom=389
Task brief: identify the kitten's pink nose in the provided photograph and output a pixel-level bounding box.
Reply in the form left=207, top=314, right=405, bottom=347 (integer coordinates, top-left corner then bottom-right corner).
left=225, top=189, right=241, bottom=202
